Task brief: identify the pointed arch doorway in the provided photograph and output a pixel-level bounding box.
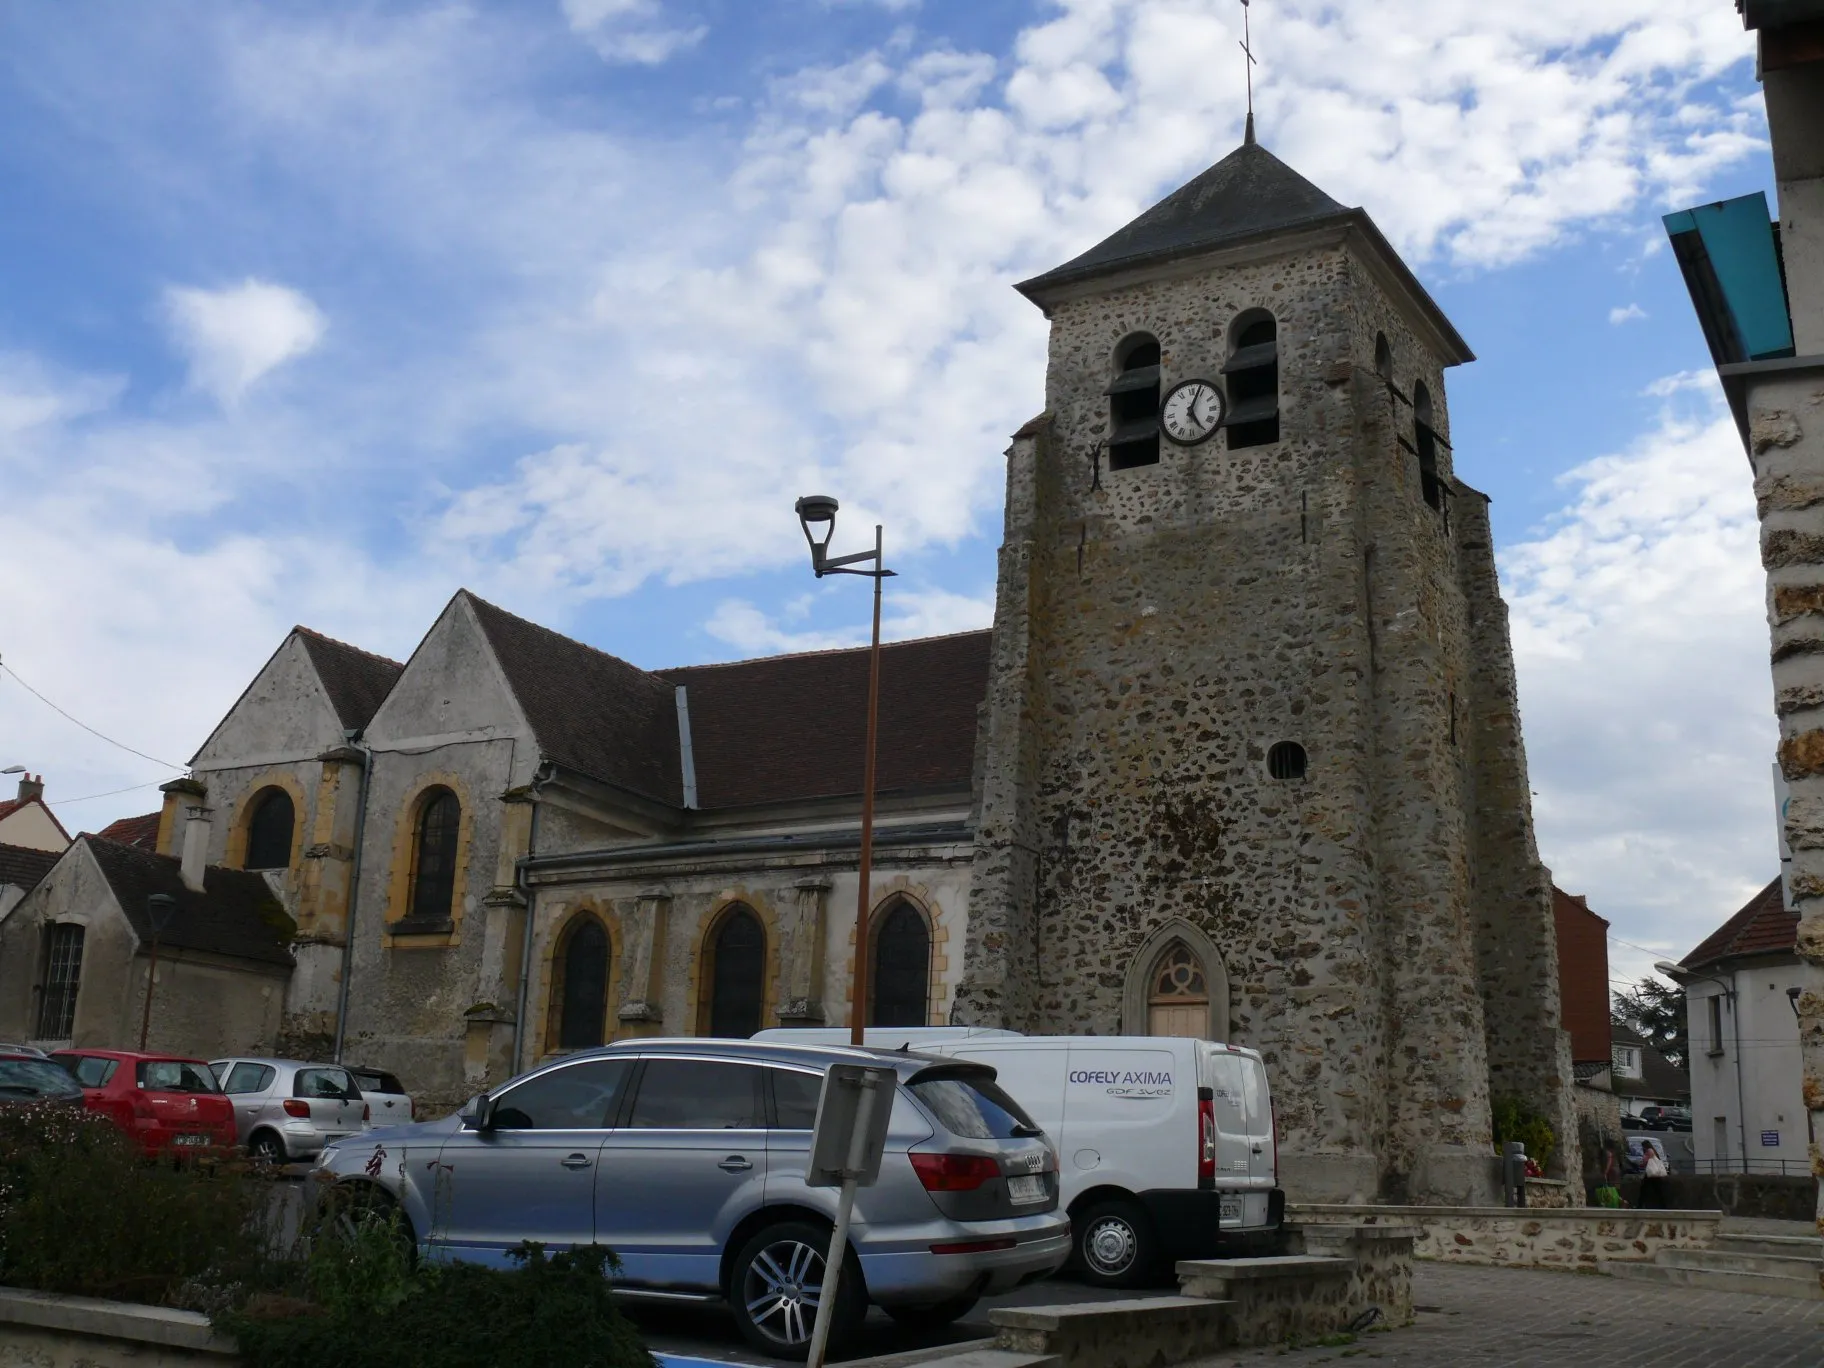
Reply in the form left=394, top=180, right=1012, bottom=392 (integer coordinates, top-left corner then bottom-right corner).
left=1120, top=920, right=1231, bottom=1040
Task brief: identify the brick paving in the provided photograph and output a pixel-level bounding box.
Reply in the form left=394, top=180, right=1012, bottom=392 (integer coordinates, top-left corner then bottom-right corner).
left=1191, top=1263, right=1824, bottom=1368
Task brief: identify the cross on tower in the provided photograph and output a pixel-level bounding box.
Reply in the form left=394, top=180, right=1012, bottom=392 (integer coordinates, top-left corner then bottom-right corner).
left=1239, top=0, right=1258, bottom=145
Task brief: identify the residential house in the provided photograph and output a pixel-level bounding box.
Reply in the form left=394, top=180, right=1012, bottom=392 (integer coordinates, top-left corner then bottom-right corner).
left=1553, top=886, right=1620, bottom=1136
left=0, top=775, right=69, bottom=854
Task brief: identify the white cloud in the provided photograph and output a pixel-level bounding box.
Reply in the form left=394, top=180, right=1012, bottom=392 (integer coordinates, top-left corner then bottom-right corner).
left=1610, top=303, right=1649, bottom=324
left=163, top=279, right=326, bottom=405
left=705, top=585, right=994, bottom=657
left=1503, top=382, right=1776, bottom=969
left=562, top=0, right=705, bottom=65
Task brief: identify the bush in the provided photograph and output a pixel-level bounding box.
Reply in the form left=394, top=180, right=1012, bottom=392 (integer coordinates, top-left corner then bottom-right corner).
left=222, top=1237, right=657, bottom=1368
left=0, top=1103, right=272, bottom=1306
left=1491, top=1094, right=1556, bottom=1174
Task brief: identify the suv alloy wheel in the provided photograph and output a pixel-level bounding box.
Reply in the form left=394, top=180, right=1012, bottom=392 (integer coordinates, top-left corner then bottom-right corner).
left=730, top=1220, right=866, bottom=1360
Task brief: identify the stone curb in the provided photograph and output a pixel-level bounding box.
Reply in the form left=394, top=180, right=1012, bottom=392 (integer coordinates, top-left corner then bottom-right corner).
left=0, top=1285, right=236, bottom=1354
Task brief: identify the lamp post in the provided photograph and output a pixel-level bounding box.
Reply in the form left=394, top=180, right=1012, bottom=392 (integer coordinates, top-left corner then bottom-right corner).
left=138, top=893, right=177, bottom=1051
left=1657, top=958, right=1748, bottom=1173
left=794, top=495, right=895, bottom=1047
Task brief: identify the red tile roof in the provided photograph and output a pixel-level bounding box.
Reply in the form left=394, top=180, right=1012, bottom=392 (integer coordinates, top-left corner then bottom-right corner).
left=1681, top=877, right=1799, bottom=971
left=97, top=812, right=161, bottom=851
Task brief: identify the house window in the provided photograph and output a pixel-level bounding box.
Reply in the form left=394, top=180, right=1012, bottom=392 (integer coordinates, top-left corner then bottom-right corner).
left=244, top=788, right=295, bottom=870
left=870, top=899, right=931, bottom=1028
left=705, top=906, right=765, bottom=1039
left=1224, top=312, right=1280, bottom=449
left=555, top=916, right=612, bottom=1051
left=406, top=787, right=461, bottom=928
left=36, top=923, right=84, bottom=1040
left=1611, top=1045, right=1641, bottom=1079
left=1707, top=995, right=1726, bottom=1055
left=1107, top=335, right=1162, bottom=470
left=1147, top=941, right=1209, bottom=1038
left=1413, top=382, right=1444, bottom=511
left=1267, top=741, right=1307, bottom=781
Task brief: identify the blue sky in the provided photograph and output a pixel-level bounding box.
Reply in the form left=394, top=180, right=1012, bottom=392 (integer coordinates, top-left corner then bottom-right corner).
left=0, top=0, right=1782, bottom=984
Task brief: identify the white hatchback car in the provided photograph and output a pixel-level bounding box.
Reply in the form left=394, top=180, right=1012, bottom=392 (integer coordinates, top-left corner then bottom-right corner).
left=210, top=1057, right=369, bottom=1162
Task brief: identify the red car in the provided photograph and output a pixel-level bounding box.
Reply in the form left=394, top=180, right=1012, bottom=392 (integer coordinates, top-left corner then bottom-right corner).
left=51, top=1049, right=236, bottom=1156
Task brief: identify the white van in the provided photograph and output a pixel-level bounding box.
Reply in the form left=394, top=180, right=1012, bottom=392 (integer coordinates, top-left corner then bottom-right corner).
left=754, top=1030, right=1281, bottom=1286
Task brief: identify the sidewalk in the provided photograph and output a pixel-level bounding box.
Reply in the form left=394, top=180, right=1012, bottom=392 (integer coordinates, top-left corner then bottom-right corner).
left=1188, top=1261, right=1824, bottom=1367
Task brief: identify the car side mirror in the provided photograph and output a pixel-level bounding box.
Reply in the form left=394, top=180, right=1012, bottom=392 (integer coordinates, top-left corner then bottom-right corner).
left=460, top=1093, right=494, bottom=1132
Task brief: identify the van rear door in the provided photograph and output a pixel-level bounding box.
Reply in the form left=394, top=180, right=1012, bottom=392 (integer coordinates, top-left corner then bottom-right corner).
left=1238, top=1053, right=1275, bottom=1190
left=1199, top=1045, right=1252, bottom=1225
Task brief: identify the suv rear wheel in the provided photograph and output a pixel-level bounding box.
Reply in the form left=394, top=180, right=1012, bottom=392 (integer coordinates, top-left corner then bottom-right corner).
left=730, top=1220, right=866, bottom=1360
left=1074, top=1197, right=1157, bottom=1288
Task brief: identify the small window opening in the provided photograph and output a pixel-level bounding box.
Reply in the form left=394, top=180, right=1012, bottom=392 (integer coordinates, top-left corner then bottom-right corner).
left=1374, top=332, right=1393, bottom=382
left=1266, top=741, right=1307, bottom=781
left=1448, top=692, right=1457, bottom=746
left=1414, top=382, right=1443, bottom=511
left=1224, top=313, right=1280, bottom=449
left=245, top=788, right=295, bottom=870
left=1107, top=336, right=1161, bottom=470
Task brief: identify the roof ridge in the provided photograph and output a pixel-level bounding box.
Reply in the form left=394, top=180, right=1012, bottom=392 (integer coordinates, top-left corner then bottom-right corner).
left=294, top=625, right=405, bottom=670
left=663, top=627, right=993, bottom=674
left=459, top=590, right=661, bottom=683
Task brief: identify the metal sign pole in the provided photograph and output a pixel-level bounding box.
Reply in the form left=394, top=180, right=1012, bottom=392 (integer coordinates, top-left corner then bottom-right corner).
left=805, top=1070, right=886, bottom=1368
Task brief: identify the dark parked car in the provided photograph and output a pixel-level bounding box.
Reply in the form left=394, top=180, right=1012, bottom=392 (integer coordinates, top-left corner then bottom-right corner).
left=0, top=1053, right=84, bottom=1106
left=1638, top=1106, right=1692, bottom=1132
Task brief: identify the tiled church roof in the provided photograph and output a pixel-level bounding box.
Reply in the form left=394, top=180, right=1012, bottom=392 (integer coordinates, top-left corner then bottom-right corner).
left=97, top=812, right=161, bottom=850
left=1680, top=877, right=1799, bottom=971
left=86, top=837, right=294, bottom=968
left=0, top=842, right=58, bottom=893
left=295, top=628, right=404, bottom=733
left=664, top=631, right=992, bottom=809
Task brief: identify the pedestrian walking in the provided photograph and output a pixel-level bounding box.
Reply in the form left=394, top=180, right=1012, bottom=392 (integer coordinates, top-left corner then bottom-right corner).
left=1639, top=1140, right=1669, bottom=1209
left=1594, top=1142, right=1622, bottom=1208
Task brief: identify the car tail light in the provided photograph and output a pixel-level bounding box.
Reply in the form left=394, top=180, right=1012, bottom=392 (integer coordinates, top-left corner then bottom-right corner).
left=362, top=1103, right=371, bottom=1122
left=1271, top=1103, right=1279, bottom=1178
left=909, top=1152, right=1000, bottom=1192
left=283, top=1099, right=310, bottom=1118
left=1198, top=1091, right=1216, bottom=1183
left=930, top=1238, right=1017, bottom=1255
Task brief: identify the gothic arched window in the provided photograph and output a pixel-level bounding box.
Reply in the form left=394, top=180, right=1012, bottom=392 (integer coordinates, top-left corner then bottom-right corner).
left=705, top=906, right=765, bottom=1038
left=1108, top=334, right=1162, bottom=470
left=555, top=916, right=612, bottom=1051
left=244, top=788, right=295, bottom=870
left=1225, top=312, right=1280, bottom=449
left=1147, top=941, right=1209, bottom=1038
left=407, top=787, right=461, bottom=927
left=870, top=899, right=931, bottom=1028
left=1413, top=382, right=1443, bottom=511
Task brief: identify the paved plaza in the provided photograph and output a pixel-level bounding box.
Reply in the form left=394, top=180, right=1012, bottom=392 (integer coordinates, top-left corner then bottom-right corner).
left=1195, top=1262, right=1824, bottom=1368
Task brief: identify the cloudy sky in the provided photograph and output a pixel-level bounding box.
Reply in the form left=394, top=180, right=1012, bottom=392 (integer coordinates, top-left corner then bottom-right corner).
left=0, top=1, right=1781, bottom=989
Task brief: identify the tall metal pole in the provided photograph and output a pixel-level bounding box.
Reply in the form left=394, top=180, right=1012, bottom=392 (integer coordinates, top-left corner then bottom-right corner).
left=850, top=524, right=884, bottom=1048
left=138, top=933, right=161, bottom=1052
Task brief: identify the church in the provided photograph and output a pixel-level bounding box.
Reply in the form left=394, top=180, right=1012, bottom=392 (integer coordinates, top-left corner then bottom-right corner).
left=16, top=133, right=1577, bottom=1205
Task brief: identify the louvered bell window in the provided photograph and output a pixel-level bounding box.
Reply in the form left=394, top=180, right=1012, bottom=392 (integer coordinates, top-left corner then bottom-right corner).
left=1107, top=338, right=1162, bottom=470
left=1223, top=317, right=1280, bottom=449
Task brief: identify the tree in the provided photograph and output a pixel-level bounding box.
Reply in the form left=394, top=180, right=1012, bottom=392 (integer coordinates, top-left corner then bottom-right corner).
left=1612, top=978, right=1688, bottom=1069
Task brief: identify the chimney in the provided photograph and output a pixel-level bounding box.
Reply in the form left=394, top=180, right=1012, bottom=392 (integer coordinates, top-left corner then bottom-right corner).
left=16, top=773, right=42, bottom=803
left=180, top=806, right=213, bottom=893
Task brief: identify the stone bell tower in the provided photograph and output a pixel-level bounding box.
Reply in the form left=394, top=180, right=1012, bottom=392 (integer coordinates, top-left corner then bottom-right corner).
left=955, top=134, right=1578, bottom=1205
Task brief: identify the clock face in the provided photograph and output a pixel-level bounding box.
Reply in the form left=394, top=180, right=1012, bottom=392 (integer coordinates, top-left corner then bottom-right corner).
left=1161, top=379, right=1225, bottom=445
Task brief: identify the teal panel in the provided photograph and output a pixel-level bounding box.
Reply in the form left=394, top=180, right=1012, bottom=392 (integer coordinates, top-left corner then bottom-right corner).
left=1665, top=193, right=1795, bottom=360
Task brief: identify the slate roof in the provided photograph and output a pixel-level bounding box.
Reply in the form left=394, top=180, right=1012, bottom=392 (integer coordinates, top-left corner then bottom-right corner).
left=85, top=837, right=294, bottom=968
left=96, top=812, right=160, bottom=851
left=0, top=795, right=71, bottom=844
left=1681, top=877, right=1799, bottom=971
left=1018, top=140, right=1351, bottom=296
left=464, top=594, right=683, bottom=806
left=1610, top=1025, right=1690, bottom=1103
left=663, top=631, right=991, bottom=810
left=0, top=842, right=58, bottom=894
left=295, top=628, right=405, bottom=733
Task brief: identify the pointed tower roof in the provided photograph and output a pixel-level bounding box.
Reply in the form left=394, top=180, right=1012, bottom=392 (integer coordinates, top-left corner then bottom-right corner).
left=1018, top=139, right=1472, bottom=364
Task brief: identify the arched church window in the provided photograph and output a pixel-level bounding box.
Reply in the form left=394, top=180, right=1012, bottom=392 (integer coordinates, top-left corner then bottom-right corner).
left=1107, top=335, right=1162, bottom=470
left=554, top=916, right=612, bottom=1051
left=407, top=787, right=461, bottom=927
left=1413, top=382, right=1443, bottom=511
left=705, top=905, right=765, bottom=1038
left=1147, top=941, right=1209, bottom=1038
left=1224, top=312, right=1280, bottom=449
left=244, top=788, right=295, bottom=870
left=870, top=899, right=930, bottom=1028
left=1374, top=332, right=1393, bottom=383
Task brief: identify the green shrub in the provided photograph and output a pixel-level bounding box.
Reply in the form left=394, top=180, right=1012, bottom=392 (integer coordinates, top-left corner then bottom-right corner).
left=1490, top=1094, right=1556, bottom=1173
left=222, top=1241, right=657, bottom=1368
left=0, top=1103, right=272, bottom=1306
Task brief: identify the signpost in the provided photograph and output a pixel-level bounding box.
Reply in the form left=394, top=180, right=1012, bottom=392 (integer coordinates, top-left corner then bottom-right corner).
left=803, top=1063, right=898, bottom=1368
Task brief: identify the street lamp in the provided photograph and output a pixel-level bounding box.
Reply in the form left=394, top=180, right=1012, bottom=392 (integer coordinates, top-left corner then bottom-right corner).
left=793, top=495, right=896, bottom=1046
left=1656, top=958, right=1748, bottom=1171
left=1, top=765, right=24, bottom=775
left=138, top=893, right=177, bottom=1051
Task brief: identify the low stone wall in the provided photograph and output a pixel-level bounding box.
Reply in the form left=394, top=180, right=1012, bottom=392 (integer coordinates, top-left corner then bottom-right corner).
left=1523, top=1177, right=1573, bottom=1209
left=1290, top=1204, right=1722, bottom=1271
left=1617, top=1173, right=1816, bottom=1221
left=0, top=1287, right=234, bottom=1366
left=1284, top=1224, right=1416, bottom=1324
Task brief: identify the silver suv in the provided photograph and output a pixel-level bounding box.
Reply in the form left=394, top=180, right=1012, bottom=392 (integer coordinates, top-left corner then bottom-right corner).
left=312, top=1039, right=1071, bottom=1358
left=210, top=1057, right=369, bottom=1162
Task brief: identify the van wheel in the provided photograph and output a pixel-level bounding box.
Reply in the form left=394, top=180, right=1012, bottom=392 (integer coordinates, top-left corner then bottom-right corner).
left=884, top=1291, right=980, bottom=1332
left=730, top=1220, right=867, bottom=1361
left=1074, top=1199, right=1157, bottom=1288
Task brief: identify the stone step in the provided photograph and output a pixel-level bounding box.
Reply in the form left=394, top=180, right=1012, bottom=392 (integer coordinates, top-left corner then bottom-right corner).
left=989, top=1295, right=1234, bottom=1368
left=1658, top=1247, right=1823, bottom=1279
left=1713, top=1232, right=1824, bottom=1260
left=1601, top=1259, right=1824, bottom=1300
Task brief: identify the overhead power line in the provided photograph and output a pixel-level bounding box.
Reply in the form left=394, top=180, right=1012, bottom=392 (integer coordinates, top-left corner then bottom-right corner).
left=0, top=658, right=185, bottom=771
